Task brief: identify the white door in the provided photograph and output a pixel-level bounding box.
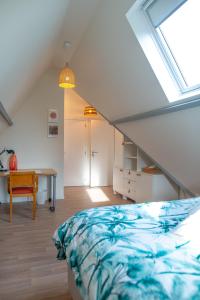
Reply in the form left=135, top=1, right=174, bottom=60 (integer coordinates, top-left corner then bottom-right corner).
left=90, top=120, right=114, bottom=187
left=64, top=120, right=89, bottom=186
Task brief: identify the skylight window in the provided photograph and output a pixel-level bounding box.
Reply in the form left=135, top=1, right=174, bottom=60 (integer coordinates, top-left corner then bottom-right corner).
left=147, top=0, right=200, bottom=92
left=127, top=0, right=200, bottom=102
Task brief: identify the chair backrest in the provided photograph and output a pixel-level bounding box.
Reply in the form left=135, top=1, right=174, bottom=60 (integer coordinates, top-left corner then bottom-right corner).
left=9, top=171, right=38, bottom=192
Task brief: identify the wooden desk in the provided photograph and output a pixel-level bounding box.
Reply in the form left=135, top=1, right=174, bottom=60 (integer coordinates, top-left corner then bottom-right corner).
left=0, top=168, right=57, bottom=211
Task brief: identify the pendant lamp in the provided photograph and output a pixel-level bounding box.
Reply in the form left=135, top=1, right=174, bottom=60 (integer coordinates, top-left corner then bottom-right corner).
left=59, top=62, right=76, bottom=88
left=84, top=106, right=97, bottom=117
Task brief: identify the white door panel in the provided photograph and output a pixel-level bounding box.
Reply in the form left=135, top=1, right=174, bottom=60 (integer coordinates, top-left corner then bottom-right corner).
left=90, top=120, right=114, bottom=187
left=64, top=120, right=89, bottom=186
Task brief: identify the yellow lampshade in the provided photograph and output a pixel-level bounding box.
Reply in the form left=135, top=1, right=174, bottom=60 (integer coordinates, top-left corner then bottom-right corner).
left=84, top=106, right=97, bottom=117
left=59, top=63, right=76, bottom=88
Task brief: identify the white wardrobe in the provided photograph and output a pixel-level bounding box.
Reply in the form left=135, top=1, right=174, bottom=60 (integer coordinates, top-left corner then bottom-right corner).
left=113, top=129, right=178, bottom=203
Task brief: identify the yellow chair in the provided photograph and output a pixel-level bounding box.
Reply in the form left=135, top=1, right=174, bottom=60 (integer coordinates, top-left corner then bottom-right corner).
left=8, top=171, right=38, bottom=222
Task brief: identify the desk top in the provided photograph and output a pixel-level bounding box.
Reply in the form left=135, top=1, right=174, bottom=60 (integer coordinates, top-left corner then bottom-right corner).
left=0, top=168, right=57, bottom=177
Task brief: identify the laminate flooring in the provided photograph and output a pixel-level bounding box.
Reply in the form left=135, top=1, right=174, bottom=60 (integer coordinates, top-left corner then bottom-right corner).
left=0, top=187, right=133, bottom=300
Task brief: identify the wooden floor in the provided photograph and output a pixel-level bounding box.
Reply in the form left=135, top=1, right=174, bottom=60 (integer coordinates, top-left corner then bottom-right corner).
left=0, top=186, right=132, bottom=300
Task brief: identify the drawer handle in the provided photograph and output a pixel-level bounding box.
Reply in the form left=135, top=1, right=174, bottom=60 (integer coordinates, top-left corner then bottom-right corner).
left=120, top=169, right=123, bottom=172
left=136, top=173, right=141, bottom=176
left=128, top=181, right=130, bottom=184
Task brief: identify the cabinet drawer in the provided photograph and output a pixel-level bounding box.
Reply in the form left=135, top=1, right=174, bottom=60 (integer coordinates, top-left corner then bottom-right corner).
left=113, top=167, right=124, bottom=178
left=123, top=178, right=134, bottom=188
left=129, top=186, right=136, bottom=200
left=135, top=172, right=152, bottom=203
left=124, top=169, right=135, bottom=179
left=123, top=178, right=135, bottom=198
left=123, top=169, right=131, bottom=179
left=124, top=185, right=136, bottom=200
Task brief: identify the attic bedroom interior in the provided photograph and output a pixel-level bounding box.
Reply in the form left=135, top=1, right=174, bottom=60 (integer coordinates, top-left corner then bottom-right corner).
left=1, top=0, right=200, bottom=299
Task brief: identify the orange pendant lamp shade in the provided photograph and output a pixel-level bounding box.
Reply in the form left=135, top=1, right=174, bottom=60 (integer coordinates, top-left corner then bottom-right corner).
left=84, top=106, right=97, bottom=117
left=59, top=63, right=76, bottom=89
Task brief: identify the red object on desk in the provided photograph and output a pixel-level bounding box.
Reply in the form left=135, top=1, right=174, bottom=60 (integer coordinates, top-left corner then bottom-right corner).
left=9, top=154, right=18, bottom=170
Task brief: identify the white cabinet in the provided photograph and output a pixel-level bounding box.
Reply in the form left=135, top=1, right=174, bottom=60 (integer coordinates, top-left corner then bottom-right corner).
left=134, top=172, right=152, bottom=202
left=113, top=129, right=178, bottom=203
left=114, top=129, right=124, bottom=169
left=123, top=178, right=136, bottom=199
left=113, top=168, right=178, bottom=203
left=113, top=167, right=124, bottom=195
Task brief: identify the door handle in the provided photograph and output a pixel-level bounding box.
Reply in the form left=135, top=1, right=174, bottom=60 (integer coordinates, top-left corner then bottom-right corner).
left=91, top=151, right=98, bottom=157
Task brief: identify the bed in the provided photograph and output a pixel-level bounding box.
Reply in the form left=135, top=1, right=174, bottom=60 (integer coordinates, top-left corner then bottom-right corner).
left=53, top=198, right=200, bottom=300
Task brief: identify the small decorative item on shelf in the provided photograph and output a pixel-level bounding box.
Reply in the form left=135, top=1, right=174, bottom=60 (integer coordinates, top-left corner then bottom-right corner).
left=143, top=165, right=161, bottom=174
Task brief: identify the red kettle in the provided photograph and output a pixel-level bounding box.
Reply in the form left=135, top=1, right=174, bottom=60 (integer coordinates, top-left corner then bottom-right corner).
left=9, top=153, right=18, bottom=170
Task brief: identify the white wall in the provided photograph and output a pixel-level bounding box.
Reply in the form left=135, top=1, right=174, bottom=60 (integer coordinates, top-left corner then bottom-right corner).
left=65, top=89, right=90, bottom=119
left=0, top=0, right=69, bottom=133
left=119, top=107, right=200, bottom=195
left=0, top=69, right=64, bottom=203
left=70, top=0, right=200, bottom=195
left=64, top=89, right=102, bottom=120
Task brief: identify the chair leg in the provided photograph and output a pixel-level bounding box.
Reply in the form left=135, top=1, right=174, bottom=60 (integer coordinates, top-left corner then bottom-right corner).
left=32, top=193, right=36, bottom=220
left=10, top=195, right=13, bottom=223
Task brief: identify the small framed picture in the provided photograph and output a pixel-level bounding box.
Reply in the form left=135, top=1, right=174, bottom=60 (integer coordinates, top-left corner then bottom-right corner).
left=48, top=123, right=59, bottom=137
left=48, top=109, right=59, bottom=123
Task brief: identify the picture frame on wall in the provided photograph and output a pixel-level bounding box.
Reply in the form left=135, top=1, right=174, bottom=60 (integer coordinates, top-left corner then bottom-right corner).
left=48, top=123, right=59, bottom=137
left=48, top=109, right=59, bottom=123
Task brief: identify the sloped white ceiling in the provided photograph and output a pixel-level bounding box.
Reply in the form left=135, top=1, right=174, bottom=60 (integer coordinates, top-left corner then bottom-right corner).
left=53, top=0, right=100, bottom=68
left=0, top=0, right=69, bottom=118
left=0, top=0, right=100, bottom=132
left=70, top=0, right=200, bottom=195
left=71, top=0, right=169, bottom=121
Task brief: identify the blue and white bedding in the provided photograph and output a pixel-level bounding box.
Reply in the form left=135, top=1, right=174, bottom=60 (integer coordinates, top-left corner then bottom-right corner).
left=53, top=198, right=200, bottom=300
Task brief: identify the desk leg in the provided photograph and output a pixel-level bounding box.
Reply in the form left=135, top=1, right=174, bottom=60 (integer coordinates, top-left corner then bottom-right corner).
left=49, top=175, right=56, bottom=212
left=48, top=176, right=52, bottom=203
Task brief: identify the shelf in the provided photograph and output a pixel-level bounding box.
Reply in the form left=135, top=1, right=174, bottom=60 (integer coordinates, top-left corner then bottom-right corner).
left=122, top=141, right=134, bottom=145
left=125, top=156, right=137, bottom=159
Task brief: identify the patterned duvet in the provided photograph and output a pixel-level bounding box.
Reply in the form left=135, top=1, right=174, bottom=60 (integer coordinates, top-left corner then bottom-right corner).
left=53, top=198, right=200, bottom=300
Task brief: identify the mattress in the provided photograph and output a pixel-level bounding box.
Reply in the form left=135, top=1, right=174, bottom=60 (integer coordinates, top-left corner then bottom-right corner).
left=53, top=198, right=200, bottom=300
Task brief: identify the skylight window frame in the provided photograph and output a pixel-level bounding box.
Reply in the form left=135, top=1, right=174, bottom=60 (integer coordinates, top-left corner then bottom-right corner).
left=142, top=0, right=200, bottom=96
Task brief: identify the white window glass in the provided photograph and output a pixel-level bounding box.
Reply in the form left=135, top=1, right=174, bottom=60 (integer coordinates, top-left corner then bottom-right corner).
left=157, top=0, right=200, bottom=90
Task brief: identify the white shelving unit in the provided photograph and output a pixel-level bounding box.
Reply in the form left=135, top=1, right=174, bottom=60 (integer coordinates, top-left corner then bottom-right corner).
left=113, top=129, right=178, bottom=203
left=114, top=132, right=152, bottom=172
